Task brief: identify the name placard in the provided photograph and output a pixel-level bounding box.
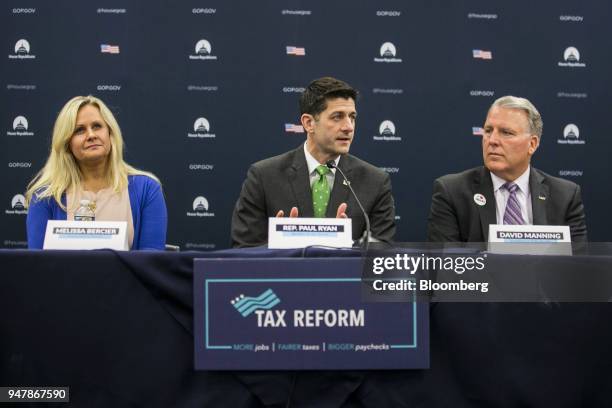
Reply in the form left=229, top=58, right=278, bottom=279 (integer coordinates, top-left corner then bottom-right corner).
left=194, top=258, right=429, bottom=370
left=488, top=224, right=571, bottom=255
left=43, top=220, right=128, bottom=250
left=268, top=217, right=352, bottom=249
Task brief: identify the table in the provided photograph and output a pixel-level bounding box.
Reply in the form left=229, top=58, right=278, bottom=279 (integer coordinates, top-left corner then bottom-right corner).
left=2, top=247, right=612, bottom=407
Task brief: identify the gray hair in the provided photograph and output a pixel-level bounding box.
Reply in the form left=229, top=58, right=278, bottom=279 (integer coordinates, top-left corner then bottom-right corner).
left=489, top=95, right=543, bottom=138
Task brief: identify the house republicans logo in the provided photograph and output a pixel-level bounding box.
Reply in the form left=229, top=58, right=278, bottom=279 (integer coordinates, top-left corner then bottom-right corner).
left=9, top=39, right=36, bottom=60
left=564, top=124, right=579, bottom=138
left=187, top=196, right=215, bottom=217
left=189, top=39, right=218, bottom=60
left=6, top=194, right=27, bottom=215
left=374, top=42, right=402, bottom=63
left=188, top=117, right=216, bottom=138
left=8, top=116, right=34, bottom=136
left=564, top=47, right=580, bottom=61
left=194, top=196, right=208, bottom=211
left=373, top=120, right=401, bottom=141
left=558, top=124, right=585, bottom=145
left=558, top=47, right=585, bottom=68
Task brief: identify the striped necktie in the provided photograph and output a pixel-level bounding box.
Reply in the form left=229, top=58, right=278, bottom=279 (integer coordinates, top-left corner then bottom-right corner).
left=502, top=182, right=525, bottom=225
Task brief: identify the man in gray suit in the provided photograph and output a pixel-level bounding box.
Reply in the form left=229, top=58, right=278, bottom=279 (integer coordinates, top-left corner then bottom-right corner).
left=231, top=77, right=396, bottom=248
left=427, top=95, right=587, bottom=242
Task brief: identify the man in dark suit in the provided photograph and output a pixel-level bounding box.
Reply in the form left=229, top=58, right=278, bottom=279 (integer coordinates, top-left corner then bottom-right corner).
left=231, top=77, right=396, bottom=248
left=427, top=95, right=587, bottom=242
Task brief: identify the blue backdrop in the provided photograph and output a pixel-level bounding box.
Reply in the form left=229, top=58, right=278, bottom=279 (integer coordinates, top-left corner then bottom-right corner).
left=2, top=1, right=608, bottom=249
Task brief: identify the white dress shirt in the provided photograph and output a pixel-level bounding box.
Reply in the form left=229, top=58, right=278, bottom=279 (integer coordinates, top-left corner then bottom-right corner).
left=303, top=142, right=339, bottom=190
left=490, top=166, right=533, bottom=224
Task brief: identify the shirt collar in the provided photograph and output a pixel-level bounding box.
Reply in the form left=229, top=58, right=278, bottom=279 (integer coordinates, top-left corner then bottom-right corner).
left=303, top=142, right=339, bottom=175
left=490, top=165, right=530, bottom=194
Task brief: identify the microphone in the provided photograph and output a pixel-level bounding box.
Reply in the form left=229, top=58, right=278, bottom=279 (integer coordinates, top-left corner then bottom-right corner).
left=326, top=160, right=372, bottom=249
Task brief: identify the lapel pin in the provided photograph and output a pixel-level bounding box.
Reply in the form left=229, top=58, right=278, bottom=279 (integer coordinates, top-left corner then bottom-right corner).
left=538, top=195, right=546, bottom=201
left=473, top=193, right=486, bottom=206
left=343, top=179, right=350, bottom=186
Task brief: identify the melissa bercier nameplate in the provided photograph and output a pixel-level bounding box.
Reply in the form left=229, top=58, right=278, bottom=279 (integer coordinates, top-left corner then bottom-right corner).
left=43, top=220, right=128, bottom=250
left=268, top=217, right=353, bottom=249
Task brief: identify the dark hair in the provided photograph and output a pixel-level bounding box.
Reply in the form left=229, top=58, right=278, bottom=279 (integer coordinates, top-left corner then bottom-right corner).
left=299, top=77, right=358, bottom=116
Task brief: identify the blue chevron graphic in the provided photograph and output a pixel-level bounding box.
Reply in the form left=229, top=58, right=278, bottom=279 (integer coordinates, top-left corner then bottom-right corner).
left=231, top=289, right=281, bottom=317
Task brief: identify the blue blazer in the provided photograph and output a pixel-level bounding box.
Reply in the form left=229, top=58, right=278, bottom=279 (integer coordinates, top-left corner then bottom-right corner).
left=26, top=175, right=168, bottom=250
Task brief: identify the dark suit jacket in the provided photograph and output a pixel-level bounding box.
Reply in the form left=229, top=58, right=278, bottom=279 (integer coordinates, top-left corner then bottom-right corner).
left=427, top=166, right=588, bottom=242
left=231, top=146, right=396, bottom=247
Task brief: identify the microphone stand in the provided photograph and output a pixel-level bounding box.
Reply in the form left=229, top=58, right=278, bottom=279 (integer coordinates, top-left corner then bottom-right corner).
left=326, top=160, right=372, bottom=253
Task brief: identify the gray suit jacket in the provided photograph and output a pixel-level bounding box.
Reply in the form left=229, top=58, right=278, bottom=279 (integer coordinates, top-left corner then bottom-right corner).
left=427, top=166, right=588, bottom=242
left=231, top=147, right=396, bottom=247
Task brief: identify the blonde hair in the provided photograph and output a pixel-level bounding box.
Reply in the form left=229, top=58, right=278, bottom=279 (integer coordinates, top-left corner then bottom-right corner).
left=25, top=95, right=159, bottom=209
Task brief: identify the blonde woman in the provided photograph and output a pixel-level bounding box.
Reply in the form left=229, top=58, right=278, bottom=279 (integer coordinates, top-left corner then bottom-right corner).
left=25, top=95, right=167, bottom=249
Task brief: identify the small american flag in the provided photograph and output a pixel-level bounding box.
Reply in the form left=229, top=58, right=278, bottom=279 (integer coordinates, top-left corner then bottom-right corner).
left=286, top=46, right=306, bottom=56
left=472, top=49, right=492, bottom=59
left=285, top=123, right=304, bottom=133
left=101, top=44, right=120, bottom=54
left=472, top=127, right=484, bottom=136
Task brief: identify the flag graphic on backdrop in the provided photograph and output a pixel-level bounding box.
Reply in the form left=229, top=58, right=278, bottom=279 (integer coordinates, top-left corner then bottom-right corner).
left=472, top=49, right=492, bottom=59
left=101, top=44, right=120, bottom=54
left=286, top=46, right=305, bottom=56
left=285, top=123, right=305, bottom=133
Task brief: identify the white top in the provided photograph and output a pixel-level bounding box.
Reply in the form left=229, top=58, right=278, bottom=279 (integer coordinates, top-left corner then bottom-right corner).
left=303, top=142, right=339, bottom=189
left=490, top=166, right=533, bottom=224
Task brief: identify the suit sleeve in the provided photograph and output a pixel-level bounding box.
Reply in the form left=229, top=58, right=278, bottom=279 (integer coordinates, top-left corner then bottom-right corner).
left=231, top=165, right=268, bottom=248
left=369, top=172, right=396, bottom=242
left=136, top=179, right=168, bottom=250
left=566, top=184, right=588, bottom=242
left=427, top=178, right=462, bottom=242
left=26, top=194, right=53, bottom=249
